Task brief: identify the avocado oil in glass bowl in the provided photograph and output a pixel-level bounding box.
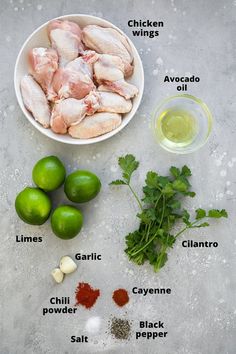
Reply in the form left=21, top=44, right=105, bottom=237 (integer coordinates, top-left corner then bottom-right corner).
left=152, top=94, right=213, bottom=154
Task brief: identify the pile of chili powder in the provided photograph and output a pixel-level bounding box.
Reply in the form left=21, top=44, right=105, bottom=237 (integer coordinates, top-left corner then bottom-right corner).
left=75, top=282, right=100, bottom=309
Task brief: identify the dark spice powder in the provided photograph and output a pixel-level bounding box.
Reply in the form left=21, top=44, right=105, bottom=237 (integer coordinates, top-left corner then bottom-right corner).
left=75, top=282, right=100, bottom=309
left=112, top=288, right=129, bottom=307
left=110, top=317, right=131, bottom=340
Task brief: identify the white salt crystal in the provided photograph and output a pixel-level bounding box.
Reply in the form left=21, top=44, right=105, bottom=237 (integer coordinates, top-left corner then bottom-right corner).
left=85, top=316, right=101, bottom=334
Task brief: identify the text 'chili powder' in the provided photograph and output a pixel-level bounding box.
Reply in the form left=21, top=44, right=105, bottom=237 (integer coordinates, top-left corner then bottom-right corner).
left=75, top=282, right=100, bottom=309
left=112, top=288, right=129, bottom=307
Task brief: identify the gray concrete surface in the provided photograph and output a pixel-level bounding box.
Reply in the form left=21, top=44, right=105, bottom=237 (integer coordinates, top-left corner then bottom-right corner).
left=0, top=0, right=236, bottom=353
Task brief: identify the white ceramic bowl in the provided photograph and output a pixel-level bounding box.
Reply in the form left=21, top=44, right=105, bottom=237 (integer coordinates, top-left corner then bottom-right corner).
left=14, top=14, right=144, bottom=145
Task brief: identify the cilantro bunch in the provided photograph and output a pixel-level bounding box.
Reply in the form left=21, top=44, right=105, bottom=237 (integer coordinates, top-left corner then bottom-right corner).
left=110, top=155, right=227, bottom=272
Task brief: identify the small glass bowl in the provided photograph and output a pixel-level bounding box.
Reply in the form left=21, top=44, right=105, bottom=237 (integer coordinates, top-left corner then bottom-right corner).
left=151, top=94, right=213, bottom=154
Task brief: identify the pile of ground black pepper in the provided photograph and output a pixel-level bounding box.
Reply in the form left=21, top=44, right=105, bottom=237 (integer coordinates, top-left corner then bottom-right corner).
left=109, top=317, right=131, bottom=340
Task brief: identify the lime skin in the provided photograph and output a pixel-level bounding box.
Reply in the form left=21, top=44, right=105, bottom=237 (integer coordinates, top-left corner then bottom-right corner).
left=64, top=170, right=101, bottom=203
left=32, top=156, right=66, bottom=192
left=15, top=187, right=52, bottom=225
left=51, top=205, right=83, bottom=240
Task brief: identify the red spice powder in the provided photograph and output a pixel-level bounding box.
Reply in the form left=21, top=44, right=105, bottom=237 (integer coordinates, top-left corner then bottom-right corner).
left=75, top=282, right=100, bottom=309
left=112, top=288, right=129, bottom=307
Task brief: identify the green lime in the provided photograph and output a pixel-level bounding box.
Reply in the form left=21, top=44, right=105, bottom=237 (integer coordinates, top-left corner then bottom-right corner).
left=32, top=156, right=66, bottom=192
left=15, top=187, right=52, bottom=225
left=51, top=205, right=83, bottom=239
left=64, top=170, right=101, bottom=203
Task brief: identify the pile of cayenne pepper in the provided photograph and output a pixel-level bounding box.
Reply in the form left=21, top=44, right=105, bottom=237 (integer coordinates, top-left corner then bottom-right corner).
left=112, top=288, right=129, bottom=307
left=75, top=283, right=129, bottom=309
left=75, top=282, right=100, bottom=309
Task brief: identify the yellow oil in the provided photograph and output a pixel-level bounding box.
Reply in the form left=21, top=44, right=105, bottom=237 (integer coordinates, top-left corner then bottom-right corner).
left=157, top=108, right=198, bottom=145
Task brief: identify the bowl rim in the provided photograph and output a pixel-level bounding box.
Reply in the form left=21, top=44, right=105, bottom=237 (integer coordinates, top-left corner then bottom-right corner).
left=14, top=14, right=144, bottom=145
left=151, top=94, right=213, bottom=154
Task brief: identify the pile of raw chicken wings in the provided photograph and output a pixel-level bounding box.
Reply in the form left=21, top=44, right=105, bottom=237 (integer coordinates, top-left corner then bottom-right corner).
left=21, top=20, right=139, bottom=139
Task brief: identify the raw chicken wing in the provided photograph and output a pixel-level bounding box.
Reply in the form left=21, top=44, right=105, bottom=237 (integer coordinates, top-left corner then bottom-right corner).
left=51, top=57, right=95, bottom=101
left=98, top=81, right=138, bottom=100
left=98, top=92, right=132, bottom=113
left=28, top=47, right=58, bottom=99
left=66, top=57, right=93, bottom=78
left=69, top=112, right=122, bottom=139
left=93, top=54, right=138, bottom=99
left=51, top=91, right=100, bottom=134
left=94, top=54, right=124, bottom=81
left=81, top=50, right=100, bottom=65
left=48, top=20, right=84, bottom=65
left=20, top=75, right=50, bottom=128
left=82, top=25, right=133, bottom=76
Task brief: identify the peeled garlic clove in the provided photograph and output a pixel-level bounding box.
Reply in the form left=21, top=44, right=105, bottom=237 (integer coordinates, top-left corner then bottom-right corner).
left=60, top=256, right=77, bottom=274
left=51, top=268, right=64, bottom=283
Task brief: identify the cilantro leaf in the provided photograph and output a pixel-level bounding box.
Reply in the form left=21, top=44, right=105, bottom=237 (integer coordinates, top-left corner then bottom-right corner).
left=142, top=186, right=161, bottom=204
left=181, top=165, right=192, bottom=177
left=208, top=209, right=228, bottom=218
left=168, top=199, right=181, bottom=210
left=182, top=209, right=191, bottom=225
left=160, top=234, right=176, bottom=247
left=172, top=178, right=188, bottom=193
left=184, top=191, right=196, bottom=197
left=118, top=154, right=139, bottom=183
left=162, top=183, right=175, bottom=197
left=109, top=179, right=127, bottom=185
left=195, top=208, right=206, bottom=219
left=170, top=166, right=180, bottom=178
left=145, top=171, right=159, bottom=188
left=158, top=176, right=169, bottom=188
left=137, top=209, right=156, bottom=224
left=125, top=230, right=142, bottom=249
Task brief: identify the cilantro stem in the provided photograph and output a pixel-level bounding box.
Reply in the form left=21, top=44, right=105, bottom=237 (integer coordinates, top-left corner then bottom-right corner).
left=154, top=193, right=163, bottom=208
left=174, top=219, right=203, bottom=239
left=159, top=196, right=166, bottom=227
left=174, top=226, right=188, bottom=239
left=145, top=223, right=152, bottom=242
left=130, top=228, right=161, bottom=256
left=143, top=193, right=163, bottom=243
left=130, top=196, right=166, bottom=257
left=128, top=184, right=143, bottom=211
